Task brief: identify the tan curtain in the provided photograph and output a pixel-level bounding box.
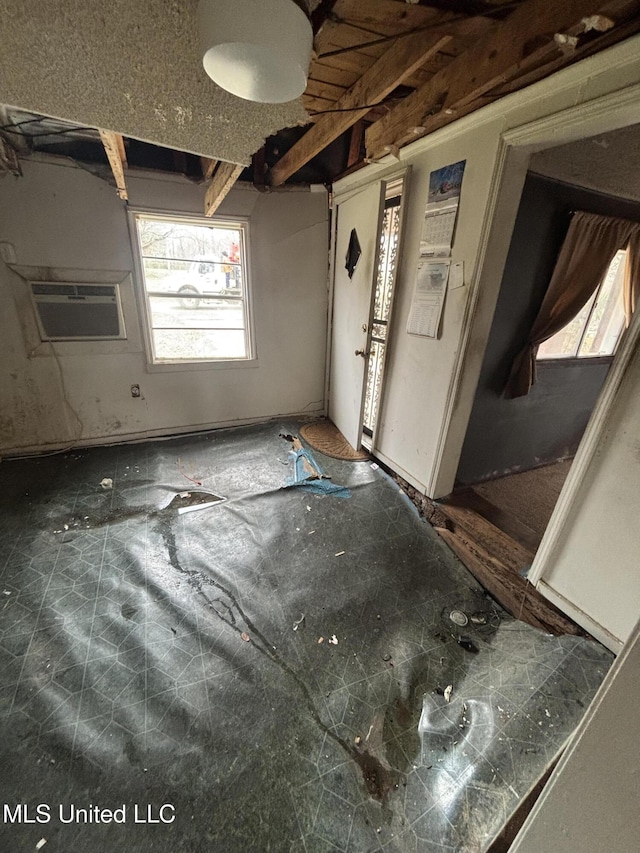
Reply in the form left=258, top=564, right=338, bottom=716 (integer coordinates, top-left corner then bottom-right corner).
left=506, top=211, right=640, bottom=399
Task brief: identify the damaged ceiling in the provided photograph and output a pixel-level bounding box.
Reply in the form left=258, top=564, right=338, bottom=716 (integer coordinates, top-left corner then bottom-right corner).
left=530, top=122, right=640, bottom=202
left=2, top=0, right=640, bottom=204
left=0, top=0, right=309, bottom=165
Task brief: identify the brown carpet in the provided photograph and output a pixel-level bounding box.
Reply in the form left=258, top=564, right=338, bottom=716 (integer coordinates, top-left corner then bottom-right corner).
left=474, top=459, right=573, bottom=540
left=299, top=419, right=369, bottom=461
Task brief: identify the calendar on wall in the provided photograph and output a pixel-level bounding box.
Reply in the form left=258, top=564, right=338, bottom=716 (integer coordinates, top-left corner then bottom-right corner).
left=409, top=160, right=466, bottom=339
left=419, top=160, right=466, bottom=258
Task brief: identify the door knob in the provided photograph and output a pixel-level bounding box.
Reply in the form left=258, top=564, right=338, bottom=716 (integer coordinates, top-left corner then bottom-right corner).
left=355, top=349, right=370, bottom=357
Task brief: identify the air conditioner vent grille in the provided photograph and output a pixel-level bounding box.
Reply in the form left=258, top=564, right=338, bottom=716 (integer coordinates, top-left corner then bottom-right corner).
left=29, top=281, right=125, bottom=341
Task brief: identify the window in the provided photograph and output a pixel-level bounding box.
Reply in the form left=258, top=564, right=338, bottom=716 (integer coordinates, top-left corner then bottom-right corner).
left=133, top=213, right=252, bottom=363
left=537, top=248, right=627, bottom=360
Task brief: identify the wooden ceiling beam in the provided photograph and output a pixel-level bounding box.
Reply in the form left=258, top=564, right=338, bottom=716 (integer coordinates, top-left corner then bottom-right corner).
left=365, top=0, right=619, bottom=161
left=204, top=161, right=244, bottom=217
left=316, top=0, right=448, bottom=45
left=0, top=135, right=22, bottom=177
left=316, top=13, right=496, bottom=61
left=489, top=8, right=640, bottom=98
left=269, top=31, right=452, bottom=187
left=99, top=130, right=128, bottom=200
left=252, top=147, right=267, bottom=192
left=201, top=157, right=219, bottom=180
left=0, top=106, right=30, bottom=156
left=347, top=119, right=366, bottom=168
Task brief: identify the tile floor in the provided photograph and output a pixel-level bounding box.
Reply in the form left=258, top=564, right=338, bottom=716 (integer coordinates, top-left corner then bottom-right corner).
left=0, top=422, right=612, bottom=852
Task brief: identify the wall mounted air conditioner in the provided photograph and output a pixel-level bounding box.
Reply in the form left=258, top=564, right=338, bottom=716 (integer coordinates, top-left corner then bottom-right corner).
left=30, top=281, right=126, bottom=341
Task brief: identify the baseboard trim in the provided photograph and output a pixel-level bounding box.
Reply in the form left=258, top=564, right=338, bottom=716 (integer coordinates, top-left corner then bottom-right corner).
left=1, top=408, right=326, bottom=459
left=536, top=581, right=623, bottom=654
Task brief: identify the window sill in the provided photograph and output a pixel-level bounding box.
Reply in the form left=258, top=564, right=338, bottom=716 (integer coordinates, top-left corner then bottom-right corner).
left=143, top=357, right=259, bottom=374
left=536, top=355, right=615, bottom=367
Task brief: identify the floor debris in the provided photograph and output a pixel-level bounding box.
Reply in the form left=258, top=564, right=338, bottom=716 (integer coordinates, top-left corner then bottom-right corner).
left=178, top=456, right=202, bottom=486
left=284, top=434, right=351, bottom=498
left=444, top=685, right=453, bottom=703
left=166, top=491, right=226, bottom=514
left=292, top=614, right=305, bottom=632
left=457, top=636, right=479, bottom=654
left=99, top=478, right=112, bottom=489
left=329, top=635, right=338, bottom=645
left=0, top=421, right=613, bottom=852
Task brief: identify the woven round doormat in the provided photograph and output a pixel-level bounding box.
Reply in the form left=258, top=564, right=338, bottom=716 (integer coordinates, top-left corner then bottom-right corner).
left=299, top=420, right=369, bottom=461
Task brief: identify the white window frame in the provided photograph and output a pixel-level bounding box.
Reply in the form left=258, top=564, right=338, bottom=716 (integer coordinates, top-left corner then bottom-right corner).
left=537, top=248, right=627, bottom=363
left=129, top=209, right=256, bottom=371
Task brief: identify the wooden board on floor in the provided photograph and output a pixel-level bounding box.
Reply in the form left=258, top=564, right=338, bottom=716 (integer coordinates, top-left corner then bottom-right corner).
left=435, top=526, right=584, bottom=636
left=437, top=501, right=536, bottom=573
left=446, top=487, right=543, bottom=553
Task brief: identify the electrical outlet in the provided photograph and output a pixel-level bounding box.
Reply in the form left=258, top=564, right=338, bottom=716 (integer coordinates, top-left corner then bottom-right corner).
left=131, top=384, right=141, bottom=398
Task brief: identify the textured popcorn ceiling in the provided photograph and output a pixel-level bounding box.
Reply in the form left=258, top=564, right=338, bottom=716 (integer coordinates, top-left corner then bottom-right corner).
left=0, top=0, right=312, bottom=165
left=530, top=123, right=640, bottom=203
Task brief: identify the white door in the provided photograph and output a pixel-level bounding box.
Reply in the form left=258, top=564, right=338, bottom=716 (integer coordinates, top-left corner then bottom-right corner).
left=329, top=182, right=384, bottom=448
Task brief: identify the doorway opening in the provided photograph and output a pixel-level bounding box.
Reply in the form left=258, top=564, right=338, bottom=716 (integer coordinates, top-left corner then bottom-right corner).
left=438, top=127, right=640, bottom=637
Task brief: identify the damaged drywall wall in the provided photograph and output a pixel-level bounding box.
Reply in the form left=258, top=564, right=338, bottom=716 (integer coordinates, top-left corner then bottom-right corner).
left=0, top=159, right=329, bottom=453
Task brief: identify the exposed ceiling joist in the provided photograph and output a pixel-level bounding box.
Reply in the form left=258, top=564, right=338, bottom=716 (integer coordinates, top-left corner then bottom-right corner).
left=252, top=147, right=267, bottom=192
left=201, top=157, right=218, bottom=181
left=0, top=134, right=21, bottom=176
left=491, top=9, right=640, bottom=98
left=365, top=0, right=632, bottom=160
left=269, top=31, right=452, bottom=187
left=0, top=105, right=30, bottom=156
left=347, top=120, right=365, bottom=168
left=204, top=161, right=244, bottom=217
left=99, top=129, right=128, bottom=200
left=314, top=0, right=449, bottom=47
left=314, top=12, right=497, bottom=60
left=4, top=3, right=640, bottom=190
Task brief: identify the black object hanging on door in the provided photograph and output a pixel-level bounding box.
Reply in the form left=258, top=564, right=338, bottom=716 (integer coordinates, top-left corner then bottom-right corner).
left=345, top=228, right=361, bottom=278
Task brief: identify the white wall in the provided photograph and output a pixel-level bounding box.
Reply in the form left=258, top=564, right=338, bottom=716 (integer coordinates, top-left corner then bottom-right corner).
left=0, top=158, right=328, bottom=453
left=332, top=36, right=640, bottom=500
left=509, top=618, right=640, bottom=853
left=538, top=339, right=640, bottom=647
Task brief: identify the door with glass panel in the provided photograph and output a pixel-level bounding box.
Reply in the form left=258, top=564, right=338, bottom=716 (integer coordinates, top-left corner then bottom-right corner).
left=362, top=177, right=406, bottom=452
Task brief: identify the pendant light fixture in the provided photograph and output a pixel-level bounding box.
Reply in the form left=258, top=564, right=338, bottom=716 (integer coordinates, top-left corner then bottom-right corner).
left=197, top=0, right=313, bottom=104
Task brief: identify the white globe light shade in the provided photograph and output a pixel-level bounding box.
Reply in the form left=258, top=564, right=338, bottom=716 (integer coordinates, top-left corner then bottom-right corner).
left=197, top=0, right=313, bottom=104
